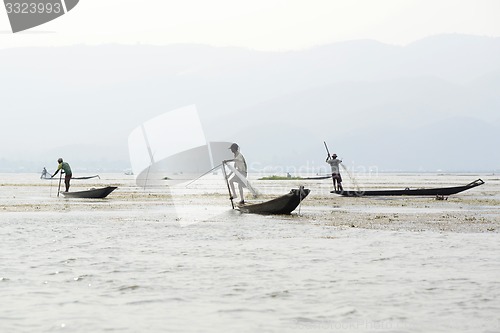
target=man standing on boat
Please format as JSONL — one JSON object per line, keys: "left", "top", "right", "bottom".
{"left": 51, "top": 158, "right": 72, "bottom": 192}
{"left": 326, "top": 153, "right": 343, "bottom": 193}
{"left": 224, "top": 143, "right": 248, "bottom": 204}
{"left": 40, "top": 167, "right": 48, "bottom": 179}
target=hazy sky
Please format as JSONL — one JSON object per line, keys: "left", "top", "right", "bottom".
{"left": 1, "top": 0, "right": 500, "bottom": 172}
{"left": 1, "top": 0, "right": 500, "bottom": 50}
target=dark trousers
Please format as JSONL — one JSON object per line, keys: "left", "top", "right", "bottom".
{"left": 64, "top": 174, "right": 72, "bottom": 192}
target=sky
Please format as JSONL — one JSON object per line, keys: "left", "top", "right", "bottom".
{"left": 1, "top": 0, "right": 500, "bottom": 50}
{"left": 1, "top": 0, "right": 500, "bottom": 172}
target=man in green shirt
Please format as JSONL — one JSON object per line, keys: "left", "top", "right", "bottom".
{"left": 52, "top": 158, "right": 72, "bottom": 192}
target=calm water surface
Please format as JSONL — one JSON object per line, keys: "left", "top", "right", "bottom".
{"left": 1, "top": 174, "right": 499, "bottom": 332}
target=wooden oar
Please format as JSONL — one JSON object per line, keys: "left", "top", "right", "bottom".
{"left": 57, "top": 171, "right": 63, "bottom": 197}
{"left": 221, "top": 162, "right": 234, "bottom": 209}
{"left": 324, "top": 141, "right": 331, "bottom": 158}
{"left": 185, "top": 163, "right": 222, "bottom": 187}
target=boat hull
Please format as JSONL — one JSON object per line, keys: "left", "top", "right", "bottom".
{"left": 237, "top": 187, "right": 310, "bottom": 214}
{"left": 62, "top": 186, "right": 117, "bottom": 199}
{"left": 335, "top": 179, "right": 484, "bottom": 197}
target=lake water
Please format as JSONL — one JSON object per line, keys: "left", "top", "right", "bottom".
{"left": 1, "top": 173, "right": 499, "bottom": 332}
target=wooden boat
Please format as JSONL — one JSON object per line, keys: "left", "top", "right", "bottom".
{"left": 303, "top": 175, "right": 331, "bottom": 180}
{"left": 43, "top": 175, "right": 100, "bottom": 180}
{"left": 334, "top": 179, "right": 484, "bottom": 197}
{"left": 62, "top": 186, "right": 117, "bottom": 199}
{"left": 237, "top": 186, "right": 310, "bottom": 214}
{"left": 258, "top": 175, "right": 331, "bottom": 180}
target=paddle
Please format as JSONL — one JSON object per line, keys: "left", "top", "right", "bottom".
{"left": 324, "top": 141, "right": 339, "bottom": 192}
{"left": 324, "top": 141, "right": 331, "bottom": 159}
{"left": 57, "top": 171, "right": 63, "bottom": 197}
{"left": 221, "top": 162, "right": 234, "bottom": 209}
{"left": 185, "top": 163, "right": 222, "bottom": 188}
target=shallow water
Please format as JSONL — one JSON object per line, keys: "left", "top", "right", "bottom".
{"left": 1, "top": 173, "right": 500, "bottom": 332}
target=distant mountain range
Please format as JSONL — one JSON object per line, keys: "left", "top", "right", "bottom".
{"left": 0, "top": 34, "right": 499, "bottom": 172}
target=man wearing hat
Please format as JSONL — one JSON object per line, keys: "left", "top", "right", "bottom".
{"left": 224, "top": 143, "right": 248, "bottom": 204}
{"left": 326, "top": 153, "right": 343, "bottom": 193}
{"left": 51, "top": 158, "right": 72, "bottom": 192}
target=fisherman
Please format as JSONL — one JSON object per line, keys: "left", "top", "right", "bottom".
{"left": 326, "top": 153, "right": 343, "bottom": 192}
{"left": 223, "top": 143, "right": 248, "bottom": 204}
{"left": 51, "top": 158, "right": 72, "bottom": 192}
{"left": 40, "top": 167, "right": 48, "bottom": 179}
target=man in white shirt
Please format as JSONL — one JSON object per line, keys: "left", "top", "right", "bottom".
{"left": 326, "top": 153, "right": 343, "bottom": 192}
{"left": 224, "top": 143, "right": 248, "bottom": 204}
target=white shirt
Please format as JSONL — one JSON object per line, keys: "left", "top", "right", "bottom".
{"left": 327, "top": 158, "right": 342, "bottom": 173}
{"left": 234, "top": 152, "right": 247, "bottom": 174}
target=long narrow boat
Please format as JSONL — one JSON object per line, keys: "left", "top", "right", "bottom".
{"left": 42, "top": 175, "right": 100, "bottom": 180}
{"left": 237, "top": 186, "right": 310, "bottom": 214}
{"left": 334, "top": 179, "right": 484, "bottom": 197}
{"left": 304, "top": 175, "right": 331, "bottom": 180}
{"left": 62, "top": 186, "right": 117, "bottom": 199}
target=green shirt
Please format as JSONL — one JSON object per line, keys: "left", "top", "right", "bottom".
{"left": 58, "top": 162, "right": 72, "bottom": 175}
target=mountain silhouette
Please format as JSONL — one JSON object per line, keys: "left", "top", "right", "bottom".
{"left": 1, "top": 34, "right": 499, "bottom": 172}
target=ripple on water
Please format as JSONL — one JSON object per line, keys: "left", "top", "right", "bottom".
{"left": 1, "top": 173, "right": 500, "bottom": 332}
